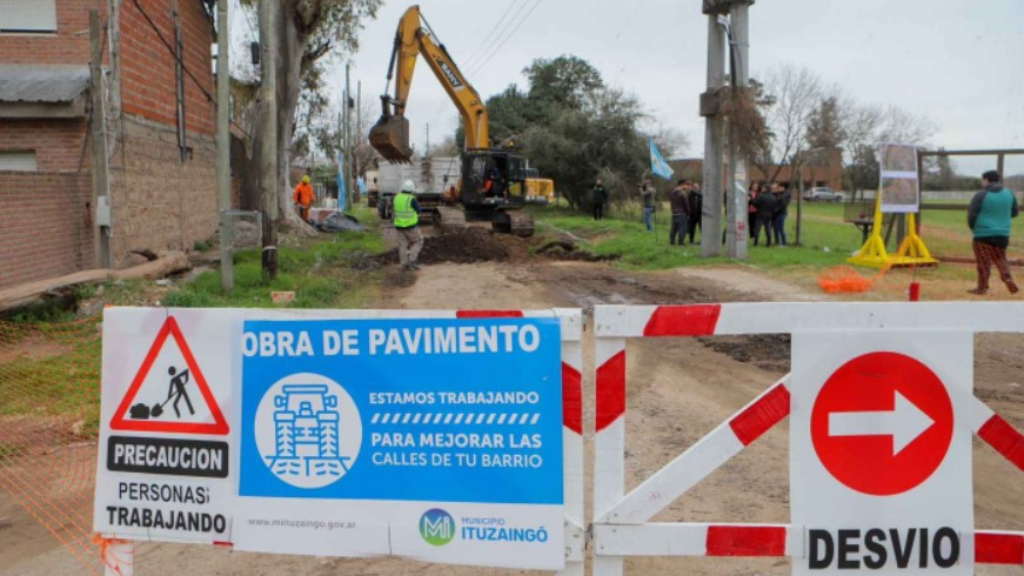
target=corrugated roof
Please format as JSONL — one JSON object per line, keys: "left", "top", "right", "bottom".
{"left": 0, "top": 64, "right": 90, "bottom": 103}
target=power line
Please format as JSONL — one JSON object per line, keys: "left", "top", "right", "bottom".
{"left": 467, "top": 0, "right": 544, "bottom": 77}
{"left": 461, "top": 0, "right": 528, "bottom": 71}
{"left": 130, "top": 0, "right": 250, "bottom": 136}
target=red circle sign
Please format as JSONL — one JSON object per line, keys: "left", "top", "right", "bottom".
{"left": 811, "top": 352, "right": 954, "bottom": 496}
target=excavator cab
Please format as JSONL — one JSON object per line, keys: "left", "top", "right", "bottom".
{"left": 460, "top": 150, "right": 526, "bottom": 206}
{"left": 461, "top": 150, "right": 533, "bottom": 235}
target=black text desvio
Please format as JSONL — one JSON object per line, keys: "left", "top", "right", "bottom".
{"left": 809, "top": 528, "right": 960, "bottom": 570}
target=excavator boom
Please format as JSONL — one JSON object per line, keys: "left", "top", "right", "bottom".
{"left": 369, "top": 5, "right": 488, "bottom": 162}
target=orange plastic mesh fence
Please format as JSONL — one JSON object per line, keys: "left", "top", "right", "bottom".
{"left": 817, "top": 266, "right": 888, "bottom": 294}
{"left": 0, "top": 317, "right": 103, "bottom": 574}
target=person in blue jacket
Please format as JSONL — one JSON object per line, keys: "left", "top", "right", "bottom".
{"left": 967, "top": 170, "right": 1019, "bottom": 295}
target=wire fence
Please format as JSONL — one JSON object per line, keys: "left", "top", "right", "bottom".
{"left": 0, "top": 317, "right": 104, "bottom": 574}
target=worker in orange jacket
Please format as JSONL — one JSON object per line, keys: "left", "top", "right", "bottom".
{"left": 293, "top": 175, "right": 314, "bottom": 221}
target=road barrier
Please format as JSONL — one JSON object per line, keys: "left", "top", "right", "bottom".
{"left": 593, "top": 303, "right": 1024, "bottom": 575}
{"left": 3, "top": 303, "right": 1024, "bottom": 574}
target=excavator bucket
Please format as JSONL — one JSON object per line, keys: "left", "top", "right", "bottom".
{"left": 369, "top": 115, "right": 413, "bottom": 163}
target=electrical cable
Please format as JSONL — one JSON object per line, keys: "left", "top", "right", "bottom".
{"left": 130, "top": 0, "right": 250, "bottom": 137}
{"left": 460, "top": 0, "right": 527, "bottom": 71}
{"left": 419, "top": 1, "right": 526, "bottom": 145}
{"left": 467, "top": 0, "right": 544, "bottom": 77}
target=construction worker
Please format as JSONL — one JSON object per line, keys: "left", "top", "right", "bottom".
{"left": 394, "top": 179, "right": 424, "bottom": 271}
{"left": 293, "top": 175, "right": 314, "bottom": 221}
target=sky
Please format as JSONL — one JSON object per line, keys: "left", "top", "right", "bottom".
{"left": 237, "top": 0, "right": 1024, "bottom": 177}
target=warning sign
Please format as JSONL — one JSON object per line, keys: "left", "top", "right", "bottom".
{"left": 95, "top": 309, "right": 238, "bottom": 544}
{"left": 791, "top": 331, "right": 973, "bottom": 575}
{"left": 110, "top": 316, "right": 229, "bottom": 435}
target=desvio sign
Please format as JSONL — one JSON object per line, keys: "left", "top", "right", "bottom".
{"left": 233, "top": 317, "right": 566, "bottom": 570}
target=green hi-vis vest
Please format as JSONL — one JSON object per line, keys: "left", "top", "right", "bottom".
{"left": 393, "top": 192, "right": 418, "bottom": 228}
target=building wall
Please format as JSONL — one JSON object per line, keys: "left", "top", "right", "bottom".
{"left": 0, "top": 0, "right": 106, "bottom": 64}
{"left": 108, "top": 116, "right": 217, "bottom": 268}
{"left": 0, "top": 172, "right": 93, "bottom": 288}
{"left": 0, "top": 119, "right": 88, "bottom": 172}
{"left": 120, "top": 0, "right": 215, "bottom": 137}
{"left": 0, "top": 1, "right": 222, "bottom": 287}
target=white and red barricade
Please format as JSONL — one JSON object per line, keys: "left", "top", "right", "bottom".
{"left": 593, "top": 303, "right": 1024, "bottom": 575}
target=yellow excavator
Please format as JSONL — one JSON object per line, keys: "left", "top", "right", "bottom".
{"left": 369, "top": 5, "right": 535, "bottom": 236}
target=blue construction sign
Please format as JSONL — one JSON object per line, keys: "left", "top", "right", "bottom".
{"left": 238, "top": 317, "right": 564, "bottom": 504}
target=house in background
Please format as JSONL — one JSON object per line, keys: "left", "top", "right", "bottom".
{"left": 0, "top": 0, "right": 224, "bottom": 288}
{"left": 668, "top": 149, "right": 844, "bottom": 192}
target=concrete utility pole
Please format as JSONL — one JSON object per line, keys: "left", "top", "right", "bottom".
{"left": 216, "top": 0, "right": 233, "bottom": 291}
{"left": 724, "top": 1, "right": 752, "bottom": 259}
{"left": 700, "top": 13, "right": 727, "bottom": 258}
{"left": 89, "top": 10, "right": 112, "bottom": 269}
{"left": 258, "top": 0, "right": 278, "bottom": 279}
{"left": 700, "top": 0, "right": 753, "bottom": 259}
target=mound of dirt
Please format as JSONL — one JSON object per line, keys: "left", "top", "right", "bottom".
{"left": 534, "top": 239, "right": 619, "bottom": 262}
{"left": 379, "top": 228, "right": 510, "bottom": 265}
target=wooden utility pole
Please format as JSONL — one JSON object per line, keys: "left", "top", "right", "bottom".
{"left": 89, "top": 10, "right": 112, "bottom": 269}
{"left": 216, "top": 0, "right": 233, "bottom": 290}
{"left": 344, "top": 63, "right": 352, "bottom": 210}
{"left": 258, "top": 0, "right": 278, "bottom": 279}
{"left": 356, "top": 80, "right": 362, "bottom": 202}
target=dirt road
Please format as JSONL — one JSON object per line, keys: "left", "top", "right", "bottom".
{"left": 2, "top": 248, "right": 1022, "bottom": 575}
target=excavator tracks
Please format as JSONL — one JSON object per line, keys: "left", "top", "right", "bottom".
{"left": 490, "top": 210, "right": 534, "bottom": 237}
{"left": 433, "top": 206, "right": 467, "bottom": 233}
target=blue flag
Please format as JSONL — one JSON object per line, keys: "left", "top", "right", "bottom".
{"left": 649, "top": 138, "right": 674, "bottom": 180}
{"left": 336, "top": 153, "right": 347, "bottom": 211}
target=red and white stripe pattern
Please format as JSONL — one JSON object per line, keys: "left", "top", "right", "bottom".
{"left": 593, "top": 304, "right": 1024, "bottom": 573}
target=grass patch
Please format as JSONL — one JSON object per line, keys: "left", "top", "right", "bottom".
{"left": 165, "top": 226, "right": 386, "bottom": 309}
{"left": 532, "top": 200, "right": 1024, "bottom": 272}
{"left": 531, "top": 205, "right": 857, "bottom": 271}
{"left": 0, "top": 321, "right": 101, "bottom": 420}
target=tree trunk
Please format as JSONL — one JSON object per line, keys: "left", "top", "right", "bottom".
{"left": 795, "top": 165, "right": 804, "bottom": 246}
{"left": 274, "top": 0, "right": 315, "bottom": 232}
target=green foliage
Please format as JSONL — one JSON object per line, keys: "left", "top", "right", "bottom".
{"left": 481, "top": 55, "right": 653, "bottom": 212}
{"left": 524, "top": 55, "right": 605, "bottom": 111}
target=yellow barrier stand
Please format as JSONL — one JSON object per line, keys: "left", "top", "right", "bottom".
{"left": 849, "top": 194, "right": 938, "bottom": 269}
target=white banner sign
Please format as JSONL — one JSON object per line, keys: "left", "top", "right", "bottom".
{"left": 94, "top": 308, "right": 567, "bottom": 570}
{"left": 791, "top": 330, "right": 973, "bottom": 574}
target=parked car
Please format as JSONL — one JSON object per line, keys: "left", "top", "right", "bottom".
{"left": 804, "top": 187, "right": 846, "bottom": 202}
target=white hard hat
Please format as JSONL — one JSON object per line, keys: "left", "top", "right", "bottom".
{"left": 402, "top": 180, "right": 416, "bottom": 193}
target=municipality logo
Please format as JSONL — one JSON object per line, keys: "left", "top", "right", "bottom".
{"left": 253, "top": 373, "right": 362, "bottom": 489}
{"left": 419, "top": 509, "right": 456, "bottom": 546}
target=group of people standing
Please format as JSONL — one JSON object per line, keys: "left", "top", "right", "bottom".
{"left": 748, "top": 182, "right": 792, "bottom": 247}
{"left": 667, "top": 180, "right": 703, "bottom": 246}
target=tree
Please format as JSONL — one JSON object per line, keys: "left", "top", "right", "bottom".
{"left": 935, "top": 148, "right": 956, "bottom": 190}
{"left": 763, "top": 65, "right": 823, "bottom": 185}
{"left": 484, "top": 84, "right": 532, "bottom": 145}
{"left": 246, "top": 0, "right": 381, "bottom": 228}
{"left": 745, "top": 76, "right": 777, "bottom": 182}
{"left": 837, "top": 103, "right": 884, "bottom": 198}
{"left": 524, "top": 55, "right": 604, "bottom": 112}
{"left": 804, "top": 95, "right": 845, "bottom": 192}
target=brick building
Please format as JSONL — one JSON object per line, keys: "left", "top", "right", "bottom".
{"left": 0, "top": 0, "right": 221, "bottom": 288}
{"left": 669, "top": 149, "right": 844, "bottom": 192}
